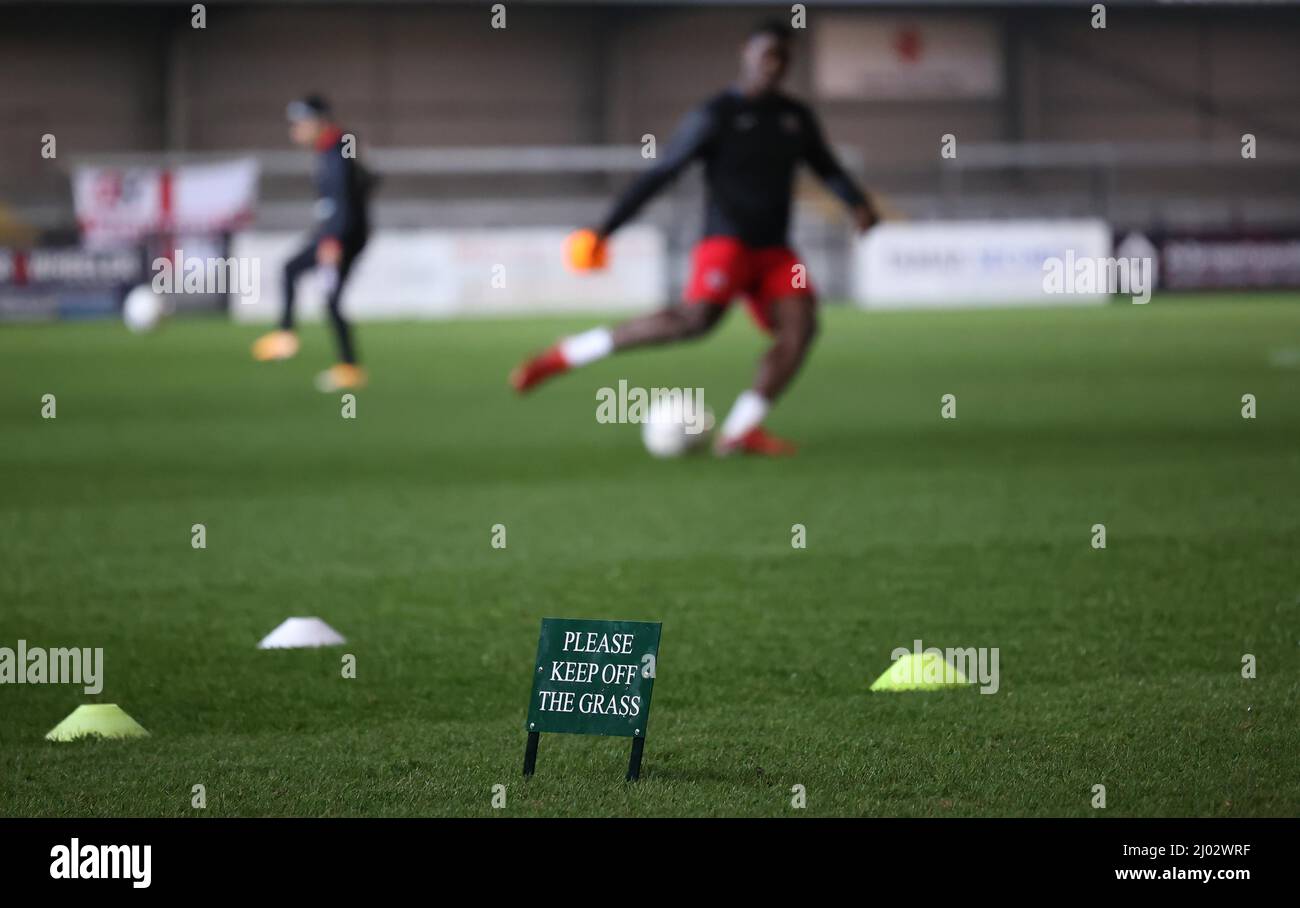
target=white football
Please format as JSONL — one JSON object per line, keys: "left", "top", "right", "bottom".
{"left": 641, "top": 395, "right": 715, "bottom": 458}
{"left": 123, "top": 284, "right": 166, "bottom": 333}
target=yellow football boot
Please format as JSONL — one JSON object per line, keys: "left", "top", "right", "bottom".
{"left": 251, "top": 330, "right": 300, "bottom": 362}
{"left": 314, "top": 363, "right": 368, "bottom": 392}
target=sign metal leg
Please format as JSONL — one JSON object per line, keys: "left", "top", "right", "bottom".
{"left": 523, "top": 731, "right": 539, "bottom": 777}
{"left": 626, "top": 736, "right": 645, "bottom": 782}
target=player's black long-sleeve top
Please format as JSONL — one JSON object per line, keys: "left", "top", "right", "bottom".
{"left": 598, "top": 89, "right": 867, "bottom": 247}
{"left": 312, "top": 129, "right": 370, "bottom": 246}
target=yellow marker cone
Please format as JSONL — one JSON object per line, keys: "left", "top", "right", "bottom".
{"left": 870, "top": 652, "right": 971, "bottom": 692}
{"left": 45, "top": 704, "right": 149, "bottom": 741}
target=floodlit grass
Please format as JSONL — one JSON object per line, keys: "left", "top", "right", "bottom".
{"left": 1, "top": 295, "right": 1297, "bottom": 816}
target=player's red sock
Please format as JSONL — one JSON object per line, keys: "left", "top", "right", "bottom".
{"left": 510, "top": 346, "right": 569, "bottom": 393}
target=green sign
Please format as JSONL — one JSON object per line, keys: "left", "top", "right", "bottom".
{"left": 526, "top": 618, "right": 661, "bottom": 739}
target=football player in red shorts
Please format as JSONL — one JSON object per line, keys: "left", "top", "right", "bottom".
{"left": 511, "top": 21, "right": 877, "bottom": 455}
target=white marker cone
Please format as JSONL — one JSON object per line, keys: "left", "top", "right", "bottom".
{"left": 257, "top": 617, "right": 346, "bottom": 649}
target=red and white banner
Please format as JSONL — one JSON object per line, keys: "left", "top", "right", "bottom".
{"left": 73, "top": 159, "right": 258, "bottom": 248}
{"left": 814, "top": 14, "right": 1002, "bottom": 100}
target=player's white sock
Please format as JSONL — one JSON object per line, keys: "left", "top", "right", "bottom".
{"left": 720, "top": 390, "right": 769, "bottom": 439}
{"left": 559, "top": 327, "right": 614, "bottom": 367}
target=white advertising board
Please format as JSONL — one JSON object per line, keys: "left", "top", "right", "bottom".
{"left": 230, "top": 226, "right": 666, "bottom": 322}
{"left": 853, "top": 220, "right": 1114, "bottom": 309}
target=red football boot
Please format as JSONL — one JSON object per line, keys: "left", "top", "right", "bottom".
{"left": 714, "top": 426, "right": 798, "bottom": 457}
{"left": 510, "top": 346, "right": 569, "bottom": 393}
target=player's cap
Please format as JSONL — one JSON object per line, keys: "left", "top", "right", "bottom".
{"left": 286, "top": 95, "right": 331, "bottom": 122}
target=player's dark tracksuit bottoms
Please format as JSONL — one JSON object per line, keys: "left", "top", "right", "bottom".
{"left": 282, "top": 127, "right": 370, "bottom": 365}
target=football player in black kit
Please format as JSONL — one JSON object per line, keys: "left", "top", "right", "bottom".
{"left": 511, "top": 22, "right": 877, "bottom": 455}
{"left": 253, "top": 95, "right": 371, "bottom": 392}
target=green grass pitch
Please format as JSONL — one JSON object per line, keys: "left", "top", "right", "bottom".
{"left": 1, "top": 295, "right": 1297, "bottom": 817}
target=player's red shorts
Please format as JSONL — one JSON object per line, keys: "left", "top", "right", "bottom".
{"left": 684, "top": 236, "right": 816, "bottom": 333}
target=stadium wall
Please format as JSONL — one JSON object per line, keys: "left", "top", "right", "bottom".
{"left": 4, "top": 3, "right": 1299, "bottom": 209}
{"left": 3, "top": 2, "right": 1298, "bottom": 305}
